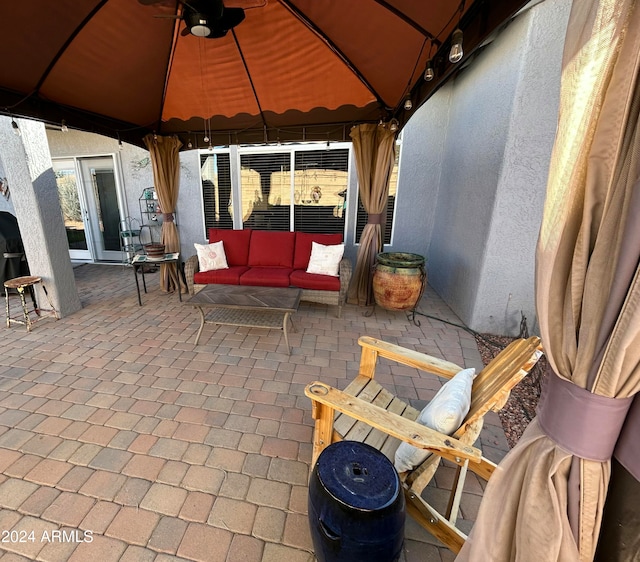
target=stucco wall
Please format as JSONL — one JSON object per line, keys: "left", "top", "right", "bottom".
{"left": 0, "top": 117, "right": 81, "bottom": 316}
{"left": 0, "top": 151, "right": 16, "bottom": 214}
{"left": 399, "top": 0, "right": 570, "bottom": 335}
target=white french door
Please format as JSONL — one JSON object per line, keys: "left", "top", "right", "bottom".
{"left": 53, "top": 156, "right": 125, "bottom": 262}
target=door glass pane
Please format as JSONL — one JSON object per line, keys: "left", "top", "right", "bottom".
{"left": 92, "top": 168, "right": 120, "bottom": 252}
{"left": 54, "top": 166, "right": 87, "bottom": 250}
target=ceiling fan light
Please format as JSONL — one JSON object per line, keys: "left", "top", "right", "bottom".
{"left": 191, "top": 21, "right": 211, "bottom": 37}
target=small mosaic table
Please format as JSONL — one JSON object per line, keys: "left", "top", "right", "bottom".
{"left": 4, "top": 275, "right": 58, "bottom": 332}
{"left": 131, "top": 252, "right": 182, "bottom": 306}
{"left": 187, "top": 285, "right": 301, "bottom": 354}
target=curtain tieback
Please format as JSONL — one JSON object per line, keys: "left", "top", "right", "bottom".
{"left": 367, "top": 213, "right": 383, "bottom": 224}
{"left": 614, "top": 395, "right": 640, "bottom": 480}
{"left": 163, "top": 213, "right": 175, "bottom": 223}
{"left": 538, "top": 369, "right": 633, "bottom": 462}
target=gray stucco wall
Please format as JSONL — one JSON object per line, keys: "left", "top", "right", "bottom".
{"left": 397, "top": 0, "right": 570, "bottom": 335}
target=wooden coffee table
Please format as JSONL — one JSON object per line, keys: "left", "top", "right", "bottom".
{"left": 188, "top": 285, "right": 302, "bottom": 354}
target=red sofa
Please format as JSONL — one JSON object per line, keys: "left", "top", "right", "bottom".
{"left": 184, "top": 229, "right": 352, "bottom": 317}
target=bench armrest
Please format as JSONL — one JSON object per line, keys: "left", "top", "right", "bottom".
{"left": 305, "top": 381, "right": 481, "bottom": 467}
{"left": 358, "top": 336, "right": 463, "bottom": 379}
{"left": 184, "top": 255, "right": 199, "bottom": 295}
{"left": 338, "top": 257, "right": 352, "bottom": 304}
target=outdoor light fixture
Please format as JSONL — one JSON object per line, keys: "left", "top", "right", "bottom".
{"left": 404, "top": 97, "right": 413, "bottom": 111}
{"left": 61, "top": 119, "right": 69, "bottom": 133}
{"left": 189, "top": 14, "right": 212, "bottom": 37}
{"left": 424, "top": 60, "right": 434, "bottom": 81}
{"left": 11, "top": 119, "right": 20, "bottom": 136}
{"left": 449, "top": 29, "right": 464, "bottom": 63}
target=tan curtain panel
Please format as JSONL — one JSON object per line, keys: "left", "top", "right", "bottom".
{"left": 457, "top": 1, "right": 640, "bottom": 561}
{"left": 143, "top": 134, "right": 184, "bottom": 293}
{"left": 347, "top": 123, "right": 396, "bottom": 306}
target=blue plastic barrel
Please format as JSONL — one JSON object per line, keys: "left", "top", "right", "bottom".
{"left": 308, "top": 441, "right": 405, "bottom": 562}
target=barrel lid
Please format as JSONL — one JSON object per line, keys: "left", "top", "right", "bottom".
{"left": 315, "top": 441, "right": 400, "bottom": 511}
{"left": 376, "top": 252, "right": 425, "bottom": 267}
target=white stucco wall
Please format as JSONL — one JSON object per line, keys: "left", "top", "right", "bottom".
{"left": 0, "top": 152, "right": 16, "bottom": 214}
{"left": 0, "top": 117, "right": 81, "bottom": 316}
{"left": 398, "top": 0, "right": 570, "bottom": 335}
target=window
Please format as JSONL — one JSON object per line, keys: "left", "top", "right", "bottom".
{"left": 293, "top": 149, "right": 348, "bottom": 234}
{"left": 355, "top": 138, "right": 401, "bottom": 244}
{"left": 240, "top": 152, "right": 291, "bottom": 231}
{"left": 199, "top": 143, "right": 350, "bottom": 235}
{"left": 201, "top": 152, "right": 232, "bottom": 232}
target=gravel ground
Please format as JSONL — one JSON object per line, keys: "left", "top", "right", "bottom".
{"left": 475, "top": 333, "right": 547, "bottom": 448}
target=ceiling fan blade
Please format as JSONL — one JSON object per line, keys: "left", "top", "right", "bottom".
{"left": 205, "top": 7, "right": 245, "bottom": 37}
{"left": 219, "top": 7, "right": 245, "bottom": 28}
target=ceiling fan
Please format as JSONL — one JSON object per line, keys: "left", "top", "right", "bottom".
{"left": 140, "top": 0, "right": 246, "bottom": 39}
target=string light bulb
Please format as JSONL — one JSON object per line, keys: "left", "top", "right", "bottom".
{"left": 424, "top": 60, "right": 434, "bottom": 81}
{"left": 61, "top": 119, "right": 69, "bottom": 133}
{"left": 11, "top": 119, "right": 21, "bottom": 136}
{"left": 449, "top": 29, "right": 464, "bottom": 63}
{"left": 187, "top": 139, "right": 193, "bottom": 149}
{"left": 389, "top": 119, "right": 399, "bottom": 132}
{"left": 404, "top": 97, "right": 413, "bottom": 111}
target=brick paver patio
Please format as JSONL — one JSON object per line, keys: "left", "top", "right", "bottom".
{"left": 0, "top": 264, "right": 511, "bottom": 561}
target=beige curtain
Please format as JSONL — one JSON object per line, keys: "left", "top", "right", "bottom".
{"left": 347, "top": 123, "right": 396, "bottom": 306}
{"left": 143, "top": 134, "right": 184, "bottom": 293}
{"left": 457, "top": 1, "right": 640, "bottom": 561}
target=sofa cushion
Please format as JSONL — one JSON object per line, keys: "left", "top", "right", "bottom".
{"left": 290, "top": 270, "right": 340, "bottom": 292}
{"left": 194, "top": 265, "right": 249, "bottom": 285}
{"left": 248, "top": 231, "right": 295, "bottom": 268}
{"left": 208, "top": 228, "right": 252, "bottom": 266}
{"left": 240, "top": 267, "right": 293, "bottom": 288}
{"left": 293, "top": 232, "right": 343, "bottom": 270}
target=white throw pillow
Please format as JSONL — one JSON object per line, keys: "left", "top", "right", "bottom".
{"left": 306, "top": 242, "right": 345, "bottom": 276}
{"left": 394, "top": 367, "right": 476, "bottom": 473}
{"left": 194, "top": 241, "right": 229, "bottom": 272}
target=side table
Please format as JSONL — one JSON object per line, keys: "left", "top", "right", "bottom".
{"left": 4, "top": 275, "right": 59, "bottom": 332}
{"left": 131, "top": 252, "right": 182, "bottom": 306}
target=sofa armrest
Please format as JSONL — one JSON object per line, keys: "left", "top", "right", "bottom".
{"left": 184, "top": 255, "right": 200, "bottom": 295}
{"left": 339, "top": 257, "right": 352, "bottom": 305}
